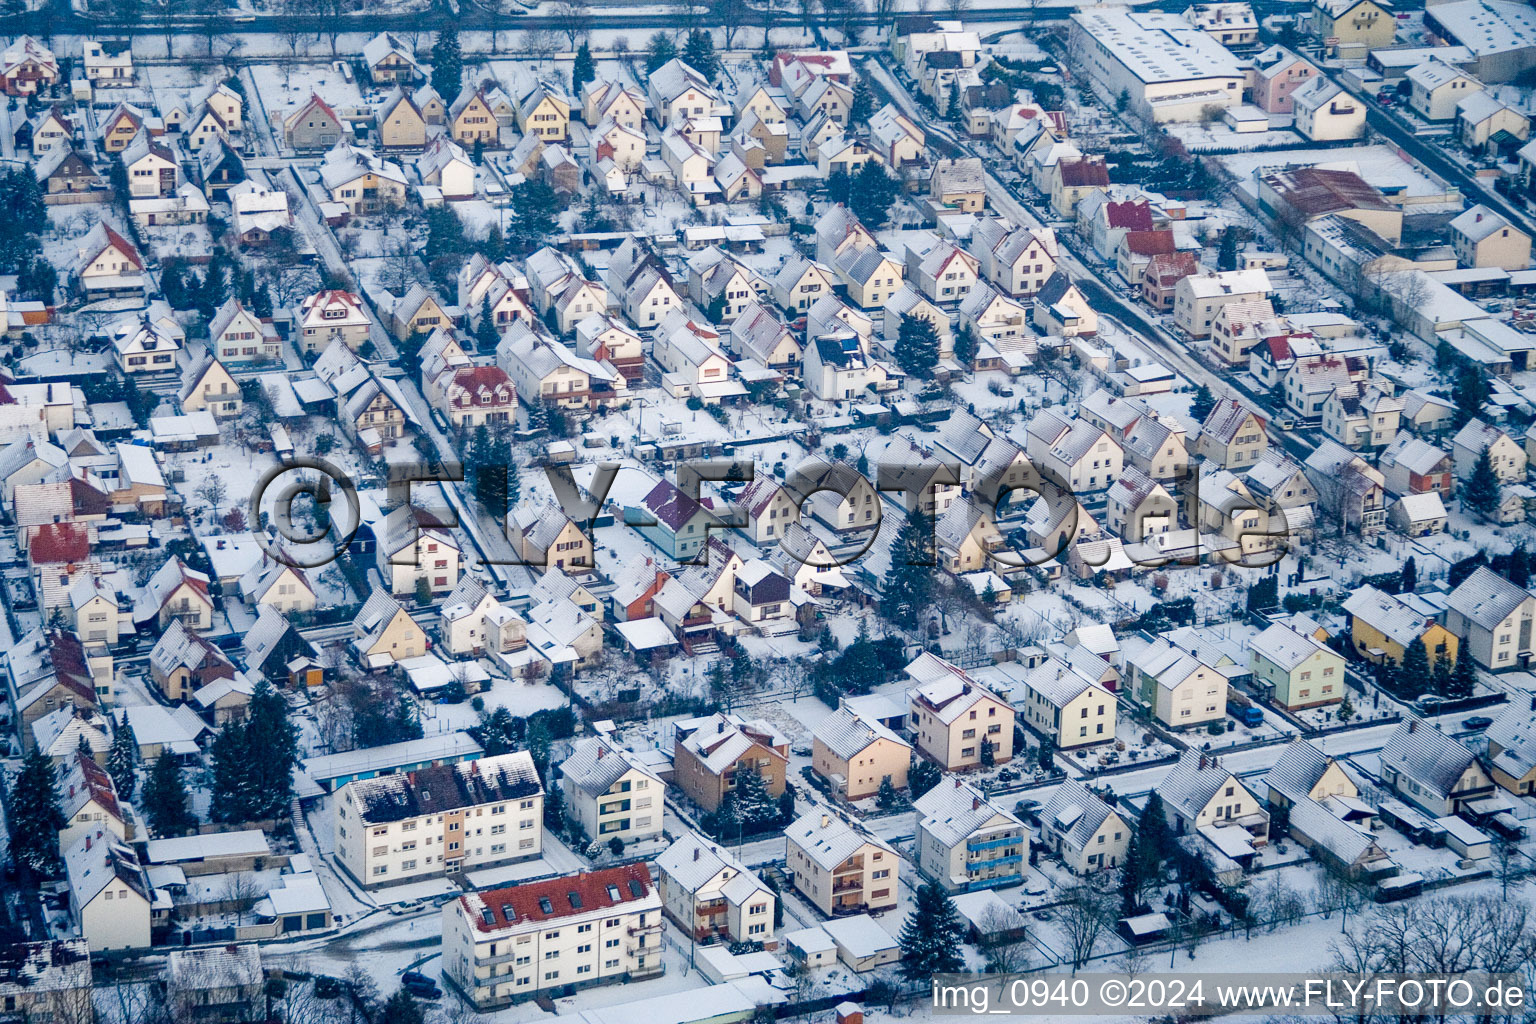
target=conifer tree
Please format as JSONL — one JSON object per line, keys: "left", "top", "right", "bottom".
{"left": 106, "top": 715, "right": 138, "bottom": 801}
{"left": 1397, "top": 638, "right": 1432, "bottom": 697}
{"left": 682, "top": 29, "right": 720, "bottom": 80}
{"left": 899, "top": 881, "right": 966, "bottom": 979}
{"left": 1464, "top": 449, "right": 1502, "bottom": 521}
{"left": 211, "top": 679, "right": 297, "bottom": 823}
{"left": 1400, "top": 556, "right": 1417, "bottom": 594}
{"left": 1189, "top": 384, "right": 1216, "bottom": 423}
{"left": 144, "top": 754, "right": 197, "bottom": 837}
{"left": 1450, "top": 651, "right": 1478, "bottom": 698}
{"left": 882, "top": 512, "right": 935, "bottom": 628}
{"left": 896, "top": 312, "right": 940, "bottom": 379}
{"left": 7, "top": 748, "right": 65, "bottom": 875}
{"left": 430, "top": 24, "right": 463, "bottom": 102}
{"left": 571, "top": 42, "right": 596, "bottom": 94}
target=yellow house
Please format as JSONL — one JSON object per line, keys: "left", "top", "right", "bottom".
{"left": 834, "top": 246, "right": 905, "bottom": 310}
{"left": 1038, "top": 780, "right": 1131, "bottom": 873}
{"left": 517, "top": 85, "right": 570, "bottom": 142}
{"left": 381, "top": 504, "right": 461, "bottom": 596}
{"left": 1341, "top": 584, "right": 1459, "bottom": 668}
{"left": 351, "top": 590, "right": 428, "bottom": 666}
{"left": 177, "top": 355, "right": 241, "bottom": 418}
{"left": 1157, "top": 751, "right": 1270, "bottom": 853}
{"left": 1486, "top": 702, "right": 1536, "bottom": 795}
{"left": 376, "top": 89, "right": 428, "bottom": 149}
{"left": 785, "top": 809, "right": 898, "bottom": 916}
{"left": 1014, "top": 658, "right": 1117, "bottom": 748}
{"left": 514, "top": 506, "right": 592, "bottom": 570}
{"left": 907, "top": 654, "right": 1015, "bottom": 771}
{"left": 239, "top": 558, "right": 317, "bottom": 616}
{"left": 1249, "top": 621, "right": 1345, "bottom": 709}
{"left": 812, "top": 706, "right": 912, "bottom": 801}
{"left": 1196, "top": 399, "right": 1270, "bottom": 469}
{"left": 449, "top": 87, "right": 499, "bottom": 146}
{"left": 1263, "top": 739, "right": 1359, "bottom": 812}
{"left": 1313, "top": 0, "right": 1395, "bottom": 54}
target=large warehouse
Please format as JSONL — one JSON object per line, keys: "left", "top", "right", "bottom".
{"left": 1069, "top": 7, "right": 1245, "bottom": 122}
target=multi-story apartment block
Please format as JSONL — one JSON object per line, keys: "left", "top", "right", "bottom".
{"left": 656, "top": 832, "right": 776, "bottom": 943}
{"left": 785, "top": 808, "right": 898, "bottom": 917}
{"left": 442, "top": 864, "right": 663, "bottom": 1010}
{"left": 559, "top": 737, "right": 664, "bottom": 846}
{"left": 913, "top": 779, "right": 1029, "bottom": 892}
{"left": 334, "top": 751, "right": 543, "bottom": 887}
{"left": 907, "top": 654, "right": 1015, "bottom": 770}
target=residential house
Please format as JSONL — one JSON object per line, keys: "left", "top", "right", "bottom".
{"left": 1156, "top": 750, "right": 1270, "bottom": 858}
{"left": 1037, "top": 779, "right": 1131, "bottom": 873}
{"left": 559, "top": 736, "right": 664, "bottom": 845}
{"left": 1485, "top": 700, "right": 1536, "bottom": 795}
{"left": 283, "top": 93, "right": 346, "bottom": 151}
{"left": 351, "top": 590, "right": 429, "bottom": 667}
{"left": 1249, "top": 620, "right": 1345, "bottom": 709}
{"left": 63, "top": 828, "right": 151, "bottom": 951}
{"left": 1405, "top": 60, "right": 1483, "bottom": 121}
{"left": 1444, "top": 565, "right": 1536, "bottom": 671}
{"left": 1449, "top": 205, "right": 1531, "bottom": 271}
{"left": 913, "top": 779, "right": 1028, "bottom": 892}
{"left": 1291, "top": 77, "right": 1366, "bottom": 141}
{"left": 908, "top": 655, "right": 1015, "bottom": 770}
{"left": 812, "top": 706, "right": 912, "bottom": 802}
{"left": 785, "top": 808, "right": 898, "bottom": 916}
{"left": 1013, "top": 657, "right": 1117, "bottom": 748}
{"left": 656, "top": 833, "right": 776, "bottom": 943}
{"left": 1130, "top": 637, "right": 1228, "bottom": 728}
{"left": 1378, "top": 719, "right": 1492, "bottom": 816}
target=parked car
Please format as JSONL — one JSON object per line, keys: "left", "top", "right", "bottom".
{"left": 387, "top": 899, "right": 422, "bottom": 916}
{"left": 401, "top": 972, "right": 441, "bottom": 999}
{"left": 1464, "top": 715, "right": 1494, "bottom": 731}
{"left": 1014, "top": 798, "right": 1042, "bottom": 815}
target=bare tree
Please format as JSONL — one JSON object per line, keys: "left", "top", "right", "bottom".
{"left": 1059, "top": 881, "right": 1114, "bottom": 970}
{"left": 979, "top": 906, "right": 1032, "bottom": 974}
{"left": 552, "top": 1, "right": 591, "bottom": 49}
{"left": 196, "top": 475, "right": 228, "bottom": 518}
{"left": 485, "top": 0, "right": 510, "bottom": 54}
{"left": 944, "top": 0, "right": 969, "bottom": 17}
{"left": 221, "top": 872, "right": 262, "bottom": 923}
{"left": 712, "top": 0, "right": 753, "bottom": 48}
{"left": 1492, "top": 835, "right": 1529, "bottom": 897}
{"left": 524, "top": 28, "right": 562, "bottom": 70}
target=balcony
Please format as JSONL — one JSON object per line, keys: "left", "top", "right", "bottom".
{"left": 968, "top": 853, "right": 1024, "bottom": 872}
{"left": 695, "top": 901, "right": 728, "bottom": 918}
{"left": 967, "top": 834, "right": 1020, "bottom": 853}
{"left": 833, "top": 858, "right": 864, "bottom": 875}
{"left": 627, "top": 921, "right": 662, "bottom": 937}
{"left": 832, "top": 878, "right": 863, "bottom": 895}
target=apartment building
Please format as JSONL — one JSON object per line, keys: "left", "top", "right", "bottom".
{"left": 558, "top": 737, "right": 664, "bottom": 846}
{"left": 442, "top": 864, "right": 663, "bottom": 1010}
{"left": 913, "top": 779, "right": 1029, "bottom": 892}
{"left": 673, "top": 712, "right": 789, "bottom": 813}
{"left": 334, "top": 751, "right": 544, "bottom": 887}
{"left": 906, "top": 654, "right": 1015, "bottom": 770}
{"left": 785, "top": 808, "right": 899, "bottom": 917}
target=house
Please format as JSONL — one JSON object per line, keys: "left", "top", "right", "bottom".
{"left": 498, "top": 326, "right": 626, "bottom": 413}
{"left": 57, "top": 749, "right": 127, "bottom": 853}
{"left": 25, "top": 106, "right": 73, "bottom": 158}
{"left": 120, "top": 131, "right": 181, "bottom": 200}
{"left": 175, "top": 357, "right": 242, "bottom": 423}
{"left": 437, "top": 366, "right": 516, "bottom": 430}
{"left": 1485, "top": 700, "right": 1536, "bottom": 795}
{"left": 1049, "top": 157, "right": 1110, "bottom": 218}
{"left": 1449, "top": 205, "right": 1531, "bottom": 271}
{"left": 1249, "top": 620, "right": 1345, "bottom": 709}
{"left": 362, "top": 31, "right": 423, "bottom": 83}
{"left": 1377, "top": 719, "right": 1492, "bottom": 816}
{"left": 914, "top": 779, "right": 1028, "bottom": 892}
{"left": 908, "top": 655, "right": 1015, "bottom": 770}
{"left": 575, "top": 315, "right": 644, "bottom": 380}
{"left": 1321, "top": 380, "right": 1404, "bottom": 451}
{"left": 1445, "top": 565, "right": 1536, "bottom": 671}
{"left": 377, "top": 88, "right": 429, "bottom": 149}
{"left": 1304, "top": 440, "right": 1388, "bottom": 535}
{"left": 1380, "top": 435, "right": 1454, "bottom": 497}
{"left": 1173, "top": 269, "right": 1271, "bottom": 340}
{"left": 136, "top": 557, "right": 212, "bottom": 633}
{"left": 785, "top": 808, "right": 898, "bottom": 916}
{"left": 296, "top": 290, "right": 371, "bottom": 353}
{"left": 195, "top": 135, "right": 245, "bottom": 195}
{"left": 449, "top": 85, "right": 500, "bottom": 146}
{"left": 518, "top": 83, "right": 570, "bottom": 141}
{"left": 1457, "top": 90, "right": 1529, "bottom": 155}
{"left": 812, "top": 706, "right": 912, "bottom": 802}
{"left": 929, "top": 158, "right": 986, "bottom": 213}
{"left": 82, "top": 39, "right": 132, "bottom": 87}
{"left": 0, "top": 940, "right": 93, "bottom": 1024}
{"left": 1291, "top": 77, "right": 1366, "bottom": 141}
{"left": 583, "top": 80, "right": 646, "bottom": 128}
{"left": 208, "top": 298, "right": 279, "bottom": 365}
{"left": 73, "top": 223, "right": 144, "bottom": 303}
{"left": 333, "top": 750, "right": 543, "bottom": 886}
{"left": 1156, "top": 750, "right": 1270, "bottom": 858}
{"left": 1452, "top": 418, "right": 1526, "bottom": 482}
{"left": 835, "top": 247, "right": 905, "bottom": 311}
{"left": 166, "top": 946, "right": 264, "bottom": 1024}
{"left": 351, "top": 590, "right": 429, "bottom": 667}
{"left": 149, "top": 619, "right": 234, "bottom": 702}
{"left": 380, "top": 504, "right": 460, "bottom": 597}
{"left": 63, "top": 828, "right": 152, "bottom": 951}
{"left": 634, "top": 479, "right": 719, "bottom": 561}
{"left": 1012, "top": 655, "right": 1118, "bottom": 748}
{"left": 1032, "top": 272, "right": 1097, "bottom": 337}
{"left": 905, "top": 241, "right": 979, "bottom": 306}
{"left": 868, "top": 103, "right": 927, "bottom": 167}
{"left": 673, "top": 712, "right": 788, "bottom": 813}
{"left": 6, "top": 630, "right": 99, "bottom": 751}
{"left": 239, "top": 554, "right": 316, "bottom": 616}
{"left": 0, "top": 37, "right": 58, "bottom": 96}
{"left": 1265, "top": 745, "right": 1391, "bottom": 878}
{"left": 1250, "top": 45, "right": 1316, "bottom": 112}
{"left": 1129, "top": 637, "right": 1229, "bottom": 728}
{"left": 590, "top": 117, "right": 646, "bottom": 172}
{"left": 320, "top": 142, "right": 407, "bottom": 216}
{"left": 1405, "top": 60, "right": 1483, "bottom": 121}
{"left": 1025, "top": 410, "right": 1122, "bottom": 494}
{"left": 1312, "top": 0, "right": 1396, "bottom": 55}
{"left": 648, "top": 58, "right": 719, "bottom": 127}
{"left": 283, "top": 93, "right": 346, "bottom": 151}
{"left": 560, "top": 736, "right": 664, "bottom": 846}
{"left": 772, "top": 256, "right": 838, "bottom": 314}
{"left": 1388, "top": 491, "right": 1448, "bottom": 536}
{"left": 656, "top": 833, "right": 775, "bottom": 944}
{"left": 183, "top": 84, "right": 244, "bottom": 150}
{"left": 1106, "top": 466, "right": 1177, "bottom": 543}
{"left": 442, "top": 865, "right": 661, "bottom": 1010}
{"left": 1038, "top": 779, "right": 1132, "bottom": 873}
{"left": 974, "top": 219, "right": 1058, "bottom": 298}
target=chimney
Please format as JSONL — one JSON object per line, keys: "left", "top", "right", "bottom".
{"left": 717, "top": 722, "right": 724, "bottom": 733}
{"left": 820, "top": 814, "right": 831, "bottom": 829}
{"left": 1409, "top": 719, "right": 1418, "bottom": 733}
{"left": 1199, "top": 755, "right": 1208, "bottom": 770}
{"left": 85, "top": 835, "right": 91, "bottom": 851}
{"left": 972, "top": 797, "right": 981, "bottom": 811}
{"left": 693, "top": 847, "right": 700, "bottom": 861}
{"left": 597, "top": 746, "right": 605, "bottom": 759}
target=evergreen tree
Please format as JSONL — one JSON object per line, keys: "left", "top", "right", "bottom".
{"left": 430, "top": 24, "right": 463, "bottom": 102}
{"left": 380, "top": 990, "right": 425, "bottom": 1024}
{"left": 76, "top": 732, "right": 93, "bottom": 758}
{"left": 1397, "top": 638, "right": 1432, "bottom": 697}
{"left": 1246, "top": 574, "right": 1278, "bottom": 613}
{"left": 144, "top": 754, "right": 196, "bottom": 836}
{"left": 646, "top": 31, "right": 678, "bottom": 75}
{"left": 1336, "top": 693, "right": 1355, "bottom": 723}
{"left": 543, "top": 775, "right": 566, "bottom": 832}
{"left": 980, "top": 736, "right": 995, "bottom": 768}
{"left": 825, "top": 168, "right": 853, "bottom": 206}
{"left": 908, "top": 757, "right": 941, "bottom": 798}
{"left": 896, "top": 312, "right": 941, "bottom": 379}
{"left": 953, "top": 324, "right": 978, "bottom": 367}
{"left": 876, "top": 776, "right": 898, "bottom": 808}
{"left": 1138, "top": 793, "right": 1172, "bottom": 866}
{"left": 1509, "top": 545, "right": 1532, "bottom": 588}
{"left": 474, "top": 295, "right": 499, "bottom": 352}
{"left": 1464, "top": 448, "right": 1502, "bottom": 521}
{"left": 106, "top": 715, "right": 138, "bottom": 801}
{"left": 7, "top": 748, "right": 65, "bottom": 875}
{"left": 475, "top": 705, "right": 521, "bottom": 755}
{"left": 1449, "top": 652, "right": 1477, "bottom": 698}
{"left": 898, "top": 881, "right": 967, "bottom": 980}
{"left": 1453, "top": 364, "right": 1490, "bottom": 427}
{"left": 1432, "top": 654, "right": 1453, "bottom": 698}
{"left": 731, "top": 769, "right": 778, "bottom": 832}
{"left": 1217, "top": 228, "right": 1239, "bottom": 272}
{"left": 1189, "top": 384, "right": 1216, "bottom": 423}
{"left": 571, "top": 42, "right": 596, "bottom": 94}
{"left": 211, "top": 679, "right": 297, "bottom": 823}
{"left": 849, "top": 159, "right": 899, "bottom": 230}
{"left": 1119, "top": 833, "right": 1144, "bottom": 915}
{"left": 849, "top": 76, "right": 875, "bottom": 125}
{"left": 1037, "top": 735, "right": 1055, "bottom": 772}
{"left": 1449, "top": 551, "right": 1488, "bottom": 589}
{"left": 882, "top": 512, "right": 935, "bottom": 628}
{"left": 944, "top": 81, "right": 962, "bottom": 123}
{"left": 682, "top": 29, "right": 720, "bottom": 80}
{"left": 1400, "top": 556, "right": 1417, "bottom": 595}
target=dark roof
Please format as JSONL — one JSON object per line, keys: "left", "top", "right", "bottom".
{"left": 353, "top": 752, "right": 542, "bottom": 825}
{"left": 1059, "top": 158, "right": 1110, "bottom": 188}
{"left": 642, "top": 479, "right": 706, "bottom": 531}
{"left": 1105, "top": 199, "right": 1154, "bottom": 231}
{"left": 1036, "top": 271, "right": 1075, "bottom": 306}
{"left": 1264, "top": 166, "right": 1393, "bottom": 217}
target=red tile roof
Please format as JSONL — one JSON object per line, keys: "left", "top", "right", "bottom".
{"left": 463, "top": 863, "right": 654, "bottom": 932}
{"left": 1123, "top": 230, "right": 1177, "bottom": 257}
{"left": 1105, "top": 199, "right": 1153, "bottom": 231}
{"left": 29, "top": 521, "right": 90, "bottom": 565}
